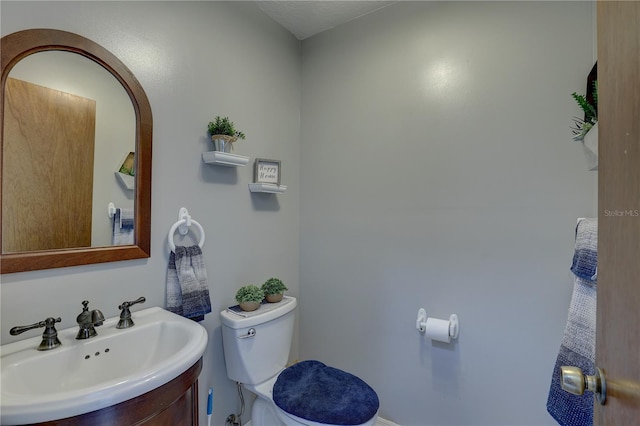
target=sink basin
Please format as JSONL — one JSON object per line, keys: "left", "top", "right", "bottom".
{"left": 1, "top": 307, "right": 208, "bottom": 425}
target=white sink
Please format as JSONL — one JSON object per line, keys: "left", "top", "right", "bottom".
{"left": 0, "top": 307, "right": 208, "bottom": 425}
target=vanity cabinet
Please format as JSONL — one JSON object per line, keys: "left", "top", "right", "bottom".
{"left": 29, "top": 359, "right": 202, "bottom": 426}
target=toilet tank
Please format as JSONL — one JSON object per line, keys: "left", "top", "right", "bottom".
{"left": 220, "top": 296, "right": 297, "bottom": 384}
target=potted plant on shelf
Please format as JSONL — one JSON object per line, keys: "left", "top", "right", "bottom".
{"left": 235, "top": 285, "right": 264, "bottom": 311}
{"left": 261, "top": 278, "right": 288, "bottom": 303}
{"left": 571, "top": 81, "right": 598, "bottom": 170}
{"left": 208, "top": 116, "right": 246, "bottom": 153}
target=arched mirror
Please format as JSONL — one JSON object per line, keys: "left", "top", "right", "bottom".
{"left": 1, "top": 29, "right": 152, "bottom": 274}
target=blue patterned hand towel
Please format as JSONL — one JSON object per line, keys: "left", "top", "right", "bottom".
{"left": 570, "top": 219, "right": 598, "bottom": 281}
{"left": 111, "top": 208, "right": 134, "bottom": 245}
{"left": 166, "top": 245, "right": 212, "bottom": 322}
{"left": 546, "top": 218, "right": 597, "bottom": 426}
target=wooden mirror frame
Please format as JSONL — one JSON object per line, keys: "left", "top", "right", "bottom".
{"left": 1, "top": 29, "right": 152, "bottom": 274}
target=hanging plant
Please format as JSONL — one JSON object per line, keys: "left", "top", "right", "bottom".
{"left": 571, "top": 80, "right": 598, "bottom": 141}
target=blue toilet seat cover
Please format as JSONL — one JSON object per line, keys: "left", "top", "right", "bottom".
{"left": 273, "top": 360, "right": 379, "bottom": 425}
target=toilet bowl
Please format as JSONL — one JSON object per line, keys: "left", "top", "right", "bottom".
{"left": 220, "top": 297, "right": 379, "bottom": 426}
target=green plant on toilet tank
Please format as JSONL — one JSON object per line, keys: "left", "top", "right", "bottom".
{"left": 207, "top": 116, "right": 246, "bottom": 152}
{"left": 235, "top": 284, "right": 264, "bottom": 311}
{"left": 262, "top": 278, "right": 288, "bottom": 303}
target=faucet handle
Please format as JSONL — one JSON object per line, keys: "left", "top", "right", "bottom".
{"left": 10, "top": 317, "right": 62, "bottom": 351}
{"left": 39, "top": 317, "right": 63, "bottom": 351}
{"left": 116, "top": 297, "right": 146, "bottom": 329}
{"left": 118, "top": 296, "right": 146, "bottom": 311}
{"left": 10, "top": 317, "right": 61, "bottom": 335}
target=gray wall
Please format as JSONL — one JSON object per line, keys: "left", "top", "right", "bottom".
{"left": 1, "top": 1, "right": 596, "bottom": 425}
{"left": 0, "top": 2, "right": 300, "bottom": 425}
{"left": 299, "top": 2, "right": 596, "bottom": 425}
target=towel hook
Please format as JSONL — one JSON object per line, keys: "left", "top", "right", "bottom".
{"left": 168, "top": 207, "right": 205, "bottom": 253}
{"left": 108, "top": 202, "right": 116, "bottom": 218}
{"left": 177, "top": 207, "right": 191, "bottom": 235}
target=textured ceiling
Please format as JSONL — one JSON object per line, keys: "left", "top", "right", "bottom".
{"left": 255, "top": 1, "right": 397, "bottom": 40}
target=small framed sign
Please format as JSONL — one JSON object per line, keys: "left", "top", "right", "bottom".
{"left": 254, "top": 158, "right": 281, "bottom": 185}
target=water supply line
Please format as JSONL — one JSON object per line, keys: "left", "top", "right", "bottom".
{"left": 225, "top": 382, "right": 245, "bottom": 426}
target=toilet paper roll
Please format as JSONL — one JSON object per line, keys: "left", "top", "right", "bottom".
{"left": 425, "top": 317, "right": 451, "bottom": 343}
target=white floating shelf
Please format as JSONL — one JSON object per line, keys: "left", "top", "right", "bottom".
{"left": 115, "top": 172, "right": 134, "bottom": 190}
{"left": 248, "top": 183, "right": 287, "bottom": 194}
{"left": 202, "top": 151, "right": 249, "bottom": 167}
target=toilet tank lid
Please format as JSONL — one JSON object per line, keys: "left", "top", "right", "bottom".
{"left": 220, "top": 296, "right": 297, "bottom": 329}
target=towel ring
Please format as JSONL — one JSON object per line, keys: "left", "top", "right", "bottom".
{"left": 168, "top": 208, "right": 205, "bottom": 253}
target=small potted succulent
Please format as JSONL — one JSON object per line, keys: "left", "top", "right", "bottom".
{"left": 261, "top": 278, "right": 288, "bottom": 303}
{"left": 235, "top": 285, "right": 264, "bottom": 311}
{"left": 207, "top": 116, "right": 246, "bottom": 153}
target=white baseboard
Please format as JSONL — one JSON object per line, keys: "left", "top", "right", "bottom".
{"left": 377, "top": 417, "right": 401, "bottom": 426}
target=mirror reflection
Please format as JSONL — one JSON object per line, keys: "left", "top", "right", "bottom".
{"left": 1, "top": 28, "right": 152, "bottom": 274}
{"left": 2, "top": 50, "right": 136, "bottom": 253}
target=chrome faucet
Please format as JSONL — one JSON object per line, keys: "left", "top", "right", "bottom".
{"left": 76, "top": 300, "right": 105, "bottom": 339}
{"left": 116, "top": 297, "right": 146, "bottom": 329}
{"left": 10, "top": 317, "right": 62, "bottom": 351}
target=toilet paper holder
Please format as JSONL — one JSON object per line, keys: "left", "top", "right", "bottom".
{"left": 415, "top": 308, "right": 459, "bottom": 340}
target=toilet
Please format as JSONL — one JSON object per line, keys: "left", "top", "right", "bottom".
{"left": 220, "top": 296, "right": 379, "bottom": 426}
